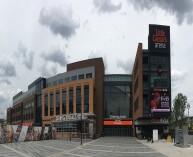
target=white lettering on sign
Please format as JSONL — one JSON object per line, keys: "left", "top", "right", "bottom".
{"left": 110, "top": 115, "right": 126, "bottom": 120}
{"left": 155, "top": 43, "right": 166, "bottom": 49}
{"left": 56, "top": 113, "right": 88, "bottom": 122}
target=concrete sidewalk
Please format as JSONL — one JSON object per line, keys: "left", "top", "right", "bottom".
{"left": 138, "top": 139, "right": 193, "bottom": 157}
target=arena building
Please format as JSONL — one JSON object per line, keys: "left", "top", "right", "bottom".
{"left": 7, "top": 24, "right": 171, "bottom": 139}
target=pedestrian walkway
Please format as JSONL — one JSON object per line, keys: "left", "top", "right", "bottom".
{"left": 138, "top": 139, "right": 193, "bottom": 157}
{"left": 0, "top": 137, "right": 166, "bottom": 157}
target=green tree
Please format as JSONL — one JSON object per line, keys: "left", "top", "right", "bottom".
{"left": 172, "top": 93, "right": 188, "bottom": 128}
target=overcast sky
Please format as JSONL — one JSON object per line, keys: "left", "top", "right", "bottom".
{"left": 0, "top": 0, "right": 193, "bottom": 119}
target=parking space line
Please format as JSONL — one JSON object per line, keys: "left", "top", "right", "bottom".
{"left": 2, "top": 144, "right": 31, "bottom": 157}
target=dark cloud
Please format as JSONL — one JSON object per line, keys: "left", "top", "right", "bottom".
{"left": 38, "top": 62, "right": 57, "bottom": 78}
{"left": 128, "top": 0, "right": 193, "bottom": 25}
{"left": 117, "top": 58, "right": 134, "bottom": 73}
{"left": 39, "top": 7, "right": 79, "bottom": 39}
{"left": 41, "top": 49, "right": 68, "bottom": 67}
{"left": 15, "top": 43, "right": 34, "bottom": 70}
{"left": 93, "top": 0, "right": 122, "bottom": 13}
{"left": 0, "top": 60, "right": 16, "bottom": 77}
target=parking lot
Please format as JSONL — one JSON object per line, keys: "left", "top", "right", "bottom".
{"left": 0, "top": 137, "right": 166, "bottom": 157}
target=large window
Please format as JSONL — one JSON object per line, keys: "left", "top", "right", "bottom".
{"left": 69, "top": 87, "right": 73, "bottom": 113}
{"left": 84, "top": 85, "right": 89, "bottom": 113}
{"left": 44, "top": 94, "right": 48, "bottom": 116}
{"left": 50, "top": 92, "right": 54, "bottom": 116}
{"left": 104, "top": 80, "right": 131, "bottom": 119}
{"left": 62, "top": 89, "right": 66, "bottom": 114}
{"left": 76, "top": 86, "right": 81, "bottom": 113}
{"left": 56, "top": 91, "right": 60, "bottom": 115}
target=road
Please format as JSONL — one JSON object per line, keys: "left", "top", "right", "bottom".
{"left": 0, "top": 137, "right": 166, "bottom": 157}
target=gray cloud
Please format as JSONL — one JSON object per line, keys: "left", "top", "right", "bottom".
{"left": 93, "top": 0, "right": 122, "bottom": 13}
{"left": 15, "top": 43, "right": 34, "bottom": 70}
{"left": 0, "top": 79, "right": 11, "bottom": 85}
{"left": 39, "top": 6, "right": 79, "bottom": 39}
{"left": 117, "top": 58, "right": 134, "bottom": 73}
{"left": 128, "top": 0, "right": 193, "bottom": 25}
{"left": 38, "top": 62, "right": 57, "bottom": 78}
{"left": 0, "top": 95, "right": 11, "bottom": 119}
{"left": 41, "top": 49, "right": 68, "bottom": 67}
{"left": 0, "top": 59, "right": 16, "bottom": 77}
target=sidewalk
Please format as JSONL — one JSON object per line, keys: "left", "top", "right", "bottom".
{"left": 138, "top": 139, "right": 193, "bottom": 157}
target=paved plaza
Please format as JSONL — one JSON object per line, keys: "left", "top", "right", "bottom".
{"left": 0, "top": 137, "right": 166, "bottom": 157}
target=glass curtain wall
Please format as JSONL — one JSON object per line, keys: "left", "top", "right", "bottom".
{"left": 104, "top": 76, "right": 131, "bottom": 119}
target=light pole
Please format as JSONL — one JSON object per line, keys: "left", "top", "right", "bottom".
{"left": 81, "top": 112, "right": 83, "bottom": 145}
{"left": 187, "top": 103, "right": 190, "bottom": 117}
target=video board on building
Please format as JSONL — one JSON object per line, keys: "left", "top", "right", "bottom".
{"left": 150, "top": 88, "right": 170, "bottom": 114}
{"left": 148, "top": 24, "right": 170, "bottom": 51}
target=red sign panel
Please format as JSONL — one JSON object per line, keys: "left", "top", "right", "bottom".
{"left": 22, "top": 122, "right": 33, "bottom": 126}
{"left": 103, "top": 120, "right": 132, "bottom": 126}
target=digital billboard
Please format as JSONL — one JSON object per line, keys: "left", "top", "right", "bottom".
{"left": 148, "top": 24, "right": 170, "bottom": 51}
{"left": 150, "top": 88, "right": 170, "bottom": 113}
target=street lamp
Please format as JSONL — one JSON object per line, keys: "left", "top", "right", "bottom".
{"left": 187, "top": 103, "right": 190, "bottom": 117}
{"left": 81, "top": 112, "right": 83, "bottom": 145}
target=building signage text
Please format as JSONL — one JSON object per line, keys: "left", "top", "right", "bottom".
{"left": 148, "top": 25, "right": 170, "bottom": 51}
{"left": 110, "top": 115, "right": 126, "bottom": 120}
{"left": 56, "top": 113, "right": 88, "bottom": 122}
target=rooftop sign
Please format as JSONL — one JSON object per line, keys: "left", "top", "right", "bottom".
{"left": 148, "top": 25, "right": 170, "bottom": 51}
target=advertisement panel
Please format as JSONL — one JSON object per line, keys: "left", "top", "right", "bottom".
{"left": 150, "top": 88, "right": 170, "bottom": 113}
{"left": 148, "top": 24, "right": 170, "bottom": 51}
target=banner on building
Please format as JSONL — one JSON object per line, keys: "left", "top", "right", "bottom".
{"left": 150, "top": 88, "right": 170, "bottom": 113}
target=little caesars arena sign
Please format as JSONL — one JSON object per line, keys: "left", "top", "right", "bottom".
{"left": 56, "top": 113, "right": 88, "bottom": 122}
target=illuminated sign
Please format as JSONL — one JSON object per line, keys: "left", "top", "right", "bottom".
{"left": 150, "top": 88, "right": 170, "bottom": 113}
{"left": 56, "top": 113, "right": 88, "bottom": 122}
{"left": 103, "top": 120, "right": 132, "bottom": 126}
{"left": 148, "top": 25, "right": 170, "bottom": 51}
